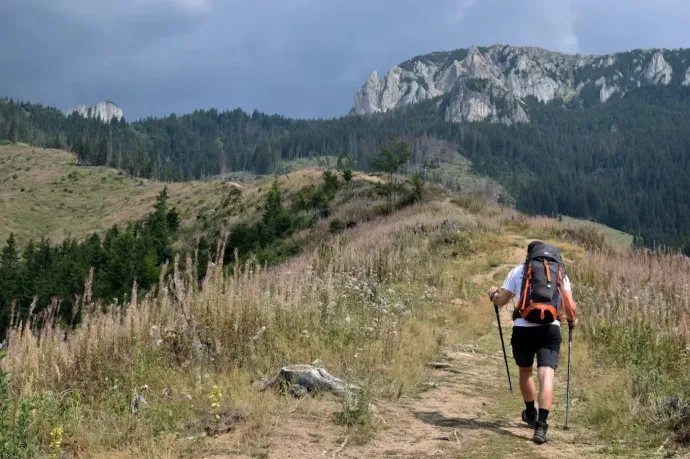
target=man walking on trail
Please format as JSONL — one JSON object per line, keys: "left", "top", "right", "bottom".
{"left": 487, "top": 240, "right": 578, "bottom": 444}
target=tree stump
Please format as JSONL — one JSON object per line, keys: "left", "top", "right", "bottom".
{"left": 256, "top": 365, "right": 357, "bottom": 398}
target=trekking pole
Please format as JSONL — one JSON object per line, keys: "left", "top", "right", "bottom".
{"left": 493, "top": 303, "right": 513, "bottom": 392}
{"left": 564, "top": 323, "right": 573, "bottom": 429}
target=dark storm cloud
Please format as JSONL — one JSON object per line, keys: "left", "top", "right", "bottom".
{"left": 1, "top": 0, "right": 688, "bottom": 120}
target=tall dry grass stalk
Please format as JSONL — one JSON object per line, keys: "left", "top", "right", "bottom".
{"left": 570, "top": 249, "right": 690, "bottom": 340}
{"left": 1, "top": 201, "right": 479, "bottom": 397}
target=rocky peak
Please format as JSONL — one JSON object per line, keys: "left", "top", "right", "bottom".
{"left": 641, "top": 52, "right": 673, "bottom": 85}
{"left": 67, "top": 101, "right": 124, "bottom": 123}
{"left": 353, "top": 45, "right": 689, "bottom": 125}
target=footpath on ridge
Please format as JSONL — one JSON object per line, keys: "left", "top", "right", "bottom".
{"left": 205, "top": 237, "right": 612, "bottom": 459}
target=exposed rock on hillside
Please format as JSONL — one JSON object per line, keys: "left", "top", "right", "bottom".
{"left": 67, "top": 101, "right": 123, "bottom": 123}
{"left": 354, "top": 45, "right": 690, "bottom": 124}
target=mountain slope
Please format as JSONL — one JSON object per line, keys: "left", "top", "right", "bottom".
{"left": 354, "top": 44, "right": 690, "bottom": 124}
{"left": 3, "top": 43, "right": 690, "bottom": 251}
{"left": 2, "top": 186, "right": 685, "bottom": 457}
{"left": 0, "top": 143, "right": 229, "bottom": 246}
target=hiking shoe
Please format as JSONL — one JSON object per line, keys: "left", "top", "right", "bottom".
{"left": 532, "top": 421, "right": 548, "bottom": 444}
{"left": 521, "top": 409, "right": 537, "bottom": 427}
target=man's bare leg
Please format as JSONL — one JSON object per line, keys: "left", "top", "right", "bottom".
{"left": 519, "top": 366, "right": 536, "bottom": 402}
{"left": 537, "top": 366, "right": 555, "bottom": 410}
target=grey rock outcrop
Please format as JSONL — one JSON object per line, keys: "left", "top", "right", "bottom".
{"left": 641, "top": 52, "right": 672, "bottom": 85}
{"left": 595, "top": 77, "right": 620, "bottom": 103}
{"left": 67, "top": 101, "right": 124, "bottom": 123}
{"left": 354, "top": 45, "right": 683, "bottom": 124}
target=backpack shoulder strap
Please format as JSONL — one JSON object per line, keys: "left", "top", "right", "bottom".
{"left": 517, "top": 262, "right": 531, "bottom": 311}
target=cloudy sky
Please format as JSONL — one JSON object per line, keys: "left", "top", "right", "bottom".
{"left": 2, "top": 0, "right": 689, "bottom": 121}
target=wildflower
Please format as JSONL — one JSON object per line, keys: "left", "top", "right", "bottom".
{"left": 50, "top": 426, "right": 64, "bottom": 459}
{"left": 209, "top": 384, "right": 223, "bottom": 420}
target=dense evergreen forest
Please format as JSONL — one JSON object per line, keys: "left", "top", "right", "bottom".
{"left": 0, "top": 188, "right": 180, "bottom": 333}
{"left": 1, "top": 82, "right": 690, "bottom": 252}
{"left": 0, "top": 154, "right": 381, "bottom": 335}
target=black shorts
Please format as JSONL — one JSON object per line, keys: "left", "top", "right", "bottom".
{"left": 510, "top": 325, "right": 562, "bottom": 370}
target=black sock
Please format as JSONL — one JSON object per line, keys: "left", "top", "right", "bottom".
{"left": 538, "top": 408, "right": 549, "bottom": 423}
{"left": 525, "top": 400, "right": 536, "bottom": 414}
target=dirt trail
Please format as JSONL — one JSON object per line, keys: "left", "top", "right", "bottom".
{"left": 206, "top": 241, "right": 610, "bottom": 458}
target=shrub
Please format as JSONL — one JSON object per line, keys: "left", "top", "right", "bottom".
{"left": 451, "top": 193, "right": 487, "bottom": 214}
{"left": 0, "top": 352, "right": 37, "bottom": 458}
{"left": 330, "top": 219, "right": 346, "bottom": 234}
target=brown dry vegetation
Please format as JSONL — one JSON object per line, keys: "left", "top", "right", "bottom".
{"left": 0, "top": 143, "right": 231, "bottom": 245}
{"left": 1, "top": 162, "right": 689, "bottom": 457}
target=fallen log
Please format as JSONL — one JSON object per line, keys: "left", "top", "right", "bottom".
{"left": 256, "top": 365, "right": 358, "bottom": 398}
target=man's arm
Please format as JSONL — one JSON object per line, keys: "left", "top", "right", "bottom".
{"left": 487, "top": 286, "right": 514, "bottom": 307}
{"left": 562, "top": 288, "right": 578, "bottom": 328}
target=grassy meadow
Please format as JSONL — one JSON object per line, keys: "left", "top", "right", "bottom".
{"left": 0, "top": 143, "right": 232, "bottom": 246}
{"left": 0, "top": 146, "right": 688, "bottom": 457}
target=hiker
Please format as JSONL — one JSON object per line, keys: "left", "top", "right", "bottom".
{"left": 487, "top": 240, "right": 578, "bottom": 444}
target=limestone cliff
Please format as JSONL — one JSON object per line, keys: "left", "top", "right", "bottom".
{"left": 67, "top": 101, "right": 124, "bottom": 123}
{"left": 354, "top": 45, "right": 689, "bottom": 124}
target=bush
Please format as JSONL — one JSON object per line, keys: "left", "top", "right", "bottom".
{"left": 0, "top": 352, "right": 38, "bottom": 458}
{"left": 451, "top": 193, "right": 487, "bottom": 214}
{"left": 329, "top": 219, "right": 346, "bottom": 234}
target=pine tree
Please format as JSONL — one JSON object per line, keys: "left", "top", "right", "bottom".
{"left": 148, "top": 187, "right": 172, "bottom": 264}
{"left": 8, "top": 117, "right": 18, "bottom": 143}
{"left": 96, "top": 136, "right": 109, "bottom": 166}
{"left": 0, "top": 234, "right": 21, "bottom": 309}
{"left": 337, "top": 152, "right": 354, "bottom": 183}
{"left": 371, "top": 134, "right": 411, "bottom": 213}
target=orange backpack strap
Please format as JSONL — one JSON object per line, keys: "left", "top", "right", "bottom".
{"left": 556, "top": 267, "right": 564, "bottom": 321}
{"left": 517, "top": 263, "right": 531, "bottom": 311}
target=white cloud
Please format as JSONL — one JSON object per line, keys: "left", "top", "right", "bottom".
{"left": 451, "top": 0, "right": 478, "bottom": 23}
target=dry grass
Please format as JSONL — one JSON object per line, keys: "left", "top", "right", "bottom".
{"left": 2, "top": 188, "right": 488, "bottom": 456}
{"left": 570, "top": 249, "right": 690, "bottom": 338}
{"left": 2, "top": 170, "right": 688, "bottom": 456}
{"left": 0, "top": 143, "right": 232, "bottom": 245}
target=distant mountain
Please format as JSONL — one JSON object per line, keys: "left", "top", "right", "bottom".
{"left": 67, "top": 101, "right": 124, "bottom": 123}
{"left": 354, "top": 44, "right": 690, "bottom": 124}
{"left": 3, "top": 42, "right": 690, "bottom": 252}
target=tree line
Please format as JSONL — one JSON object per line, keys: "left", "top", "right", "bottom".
{"left": 0, "top": 188, "right": 179, "bottom": 333}
{"left": 2, "top": 83, "right": 690, "bottom": 251}
{"left": 0, "top": 137, "right": 418, "bottom": 337}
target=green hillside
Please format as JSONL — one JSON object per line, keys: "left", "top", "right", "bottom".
{"left": 2, "top": 83, "right": 688, "bottom": 252}
{"left": 0, "top": 143, "right": 230, "bottom": 246}
{"left": 559, "top": 215, "right": 633, "bottom": 248}
{"left": 1, "top": 179, "right": 688, "bottom": 458}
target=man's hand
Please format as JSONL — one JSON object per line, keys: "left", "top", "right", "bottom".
{"left": 567, "top": 318, "right": 579, "bottom": 329}
{"left": 487, "top": 286, "right": 500, "bottom": 302}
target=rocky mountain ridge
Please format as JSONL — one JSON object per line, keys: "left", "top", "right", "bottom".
{"left": 67, "top": 101, "right": 124, "bottom": 123}
{"left": 354, "top": 44, "right": 690, "bottom": 124}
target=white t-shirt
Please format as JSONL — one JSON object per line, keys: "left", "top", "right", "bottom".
{"left": 502, "top": 264, "right": 572, "bottom": 327}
